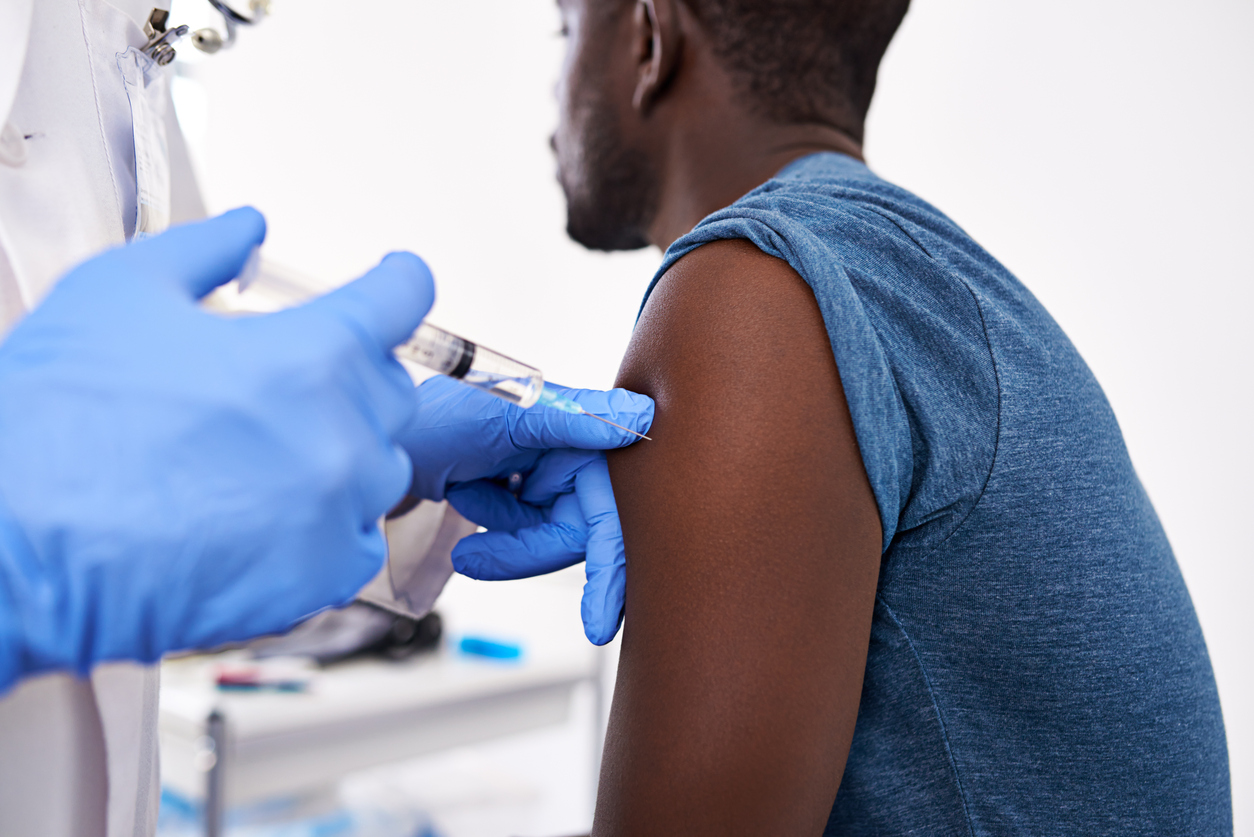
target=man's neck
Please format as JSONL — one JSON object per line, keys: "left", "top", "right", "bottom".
{"left": 647, "top": 119, "right": 864, "bottom": 251}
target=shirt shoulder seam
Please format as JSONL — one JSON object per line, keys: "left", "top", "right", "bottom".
{"left": 860, "top": 205, "right": 1004, "bottom": 561}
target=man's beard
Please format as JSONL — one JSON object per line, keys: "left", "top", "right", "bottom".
{"left": 557, "top": 99, "right": 660, "bottom": 252}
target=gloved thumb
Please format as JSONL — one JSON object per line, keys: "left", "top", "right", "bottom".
{"left": 298, "top": 252, "right": 435, "bottom": 353}
{"left": 114, "top": 207, "right": 268, "bottom": 300}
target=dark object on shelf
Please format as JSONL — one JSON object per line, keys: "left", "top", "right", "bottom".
{"left": 249, "top": 602, "right": 442, "bottom": 666}
{"left": 366, "top": 609, "right": 444, "bottom": 663}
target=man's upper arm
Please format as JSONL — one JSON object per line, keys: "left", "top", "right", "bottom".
{"left": 597, "top": 239, "right": 882, "bottom": 836}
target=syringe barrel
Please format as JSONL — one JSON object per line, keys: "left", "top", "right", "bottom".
{"left": 395, "top": 322, "right": 544, "bottom": 408}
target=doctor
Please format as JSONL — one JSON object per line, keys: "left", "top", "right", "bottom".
{"left": 0, "top": 1, "right": 650, "bottom": 835}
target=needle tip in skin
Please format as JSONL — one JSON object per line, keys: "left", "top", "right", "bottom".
{"left": 580, "top": 410, "right": 653, "bottom": 441}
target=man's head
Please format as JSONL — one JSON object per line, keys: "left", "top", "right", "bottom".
{"left": 552, "top": 0, "right": 910, "bottom": 252}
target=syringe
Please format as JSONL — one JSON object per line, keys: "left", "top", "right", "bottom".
{"left": 224, "top": 256, "right": 649, "bottom": 440}
{"left": 396, "top": 323, "right": 651, "bottom": 441}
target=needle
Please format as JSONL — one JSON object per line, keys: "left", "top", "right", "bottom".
{"left": 580, "top": 410, "right": 653, "bottom": 441}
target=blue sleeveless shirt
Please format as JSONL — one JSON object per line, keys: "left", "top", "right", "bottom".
{"left": 643, "top": 153, "right": 1230, "bottom": 835}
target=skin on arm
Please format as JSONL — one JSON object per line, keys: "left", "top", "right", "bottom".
{"left": 596, "top": 239, "right": 883, "bottom": 835}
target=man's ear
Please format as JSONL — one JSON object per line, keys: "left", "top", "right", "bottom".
{"left": 632, "top": 0, "right": 683, "bottom": 113}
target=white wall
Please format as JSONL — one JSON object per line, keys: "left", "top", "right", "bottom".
{"left": 172, "top": 0, "right": 1252, "bottom": 828}
{"left": 171, "top": 0, "right": 657, "bottom": 390}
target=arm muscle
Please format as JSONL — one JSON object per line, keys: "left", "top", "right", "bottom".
{"left": 596, "top": 240, "right": 881, "bottom": 835}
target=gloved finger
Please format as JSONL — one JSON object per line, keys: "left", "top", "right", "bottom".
{"left": 401, "top": 376, "right": 515, "bottom": 501}
{"left": 415, "top": 374, "right": 509, "bottom": 425}
{"left": 577, "top": 458, "right": 627, "bottom": 646}
{"left": 506, "top": 385, "right": 655, "bottom": 452}
{"left": 113, "top": 207, "right": 267, "bottom": 299}
{"left": 446, "top": 480, "right": 546, "bottom": 532}
{"left": 547, "top": 490, "right": 589, "bottom": 530}
{"left": 299, "top": 252, "right": 435, "bottom": 354}
{"left": 452, "top": 522, "right": 587, "bottom": 581}
{"left": 406, "top": 374, "right": 513, "bottom": 445}
{"left": 518, "top": 448, "right": 599, "bottom": 506}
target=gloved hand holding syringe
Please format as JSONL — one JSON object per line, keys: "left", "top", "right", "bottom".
{"left": 229, "top": 251, "right": 650, "bottom": 441}
{"left": 396, "top": 322, "right": 650, "bottom": 440}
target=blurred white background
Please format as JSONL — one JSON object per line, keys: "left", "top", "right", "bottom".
{"left": 169, "top": 0, "right": 1252, "bottom": 832}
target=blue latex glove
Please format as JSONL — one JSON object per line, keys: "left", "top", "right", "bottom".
{"left": 397, "top": 375, "right": 651, "bottom": 645}
{"left": 449, "top": 453, "right": 627, "bottom": 646}
{"left": 0, "top": 209, "right": 433, "bottom": 692}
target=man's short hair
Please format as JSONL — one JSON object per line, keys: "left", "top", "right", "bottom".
{"left": 687, "top": 0, "right": 911, "bottom": 134}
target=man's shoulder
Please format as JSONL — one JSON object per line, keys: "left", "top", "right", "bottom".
{"left": 663, "top": 153, "right": 962, "bottom": 280}
{"left": 653, "top": 156, "right": 980, "bottom": 318}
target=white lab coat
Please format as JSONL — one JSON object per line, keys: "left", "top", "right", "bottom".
{"left": 0, "top": 1, "right": 195, "bottom": 835}
{"left": 0, "top": 5, "right": 470, "bottom": 834}
{"left": 0, "top": 0, "right": 203, "bottom": 833}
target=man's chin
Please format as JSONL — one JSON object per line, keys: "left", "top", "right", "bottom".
{"left": 565, "top": 208, "right": 652, "bottom": 253}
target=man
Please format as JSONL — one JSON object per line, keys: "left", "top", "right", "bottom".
{"left": 523, "top": 0, "right": 1231, "bottom": 832}
{"left": 0, "top": 2, "right": 649, "bottom": 834}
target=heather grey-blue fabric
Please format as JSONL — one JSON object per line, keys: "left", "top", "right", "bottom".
{"left": 643, "top": 153, "right": 1231, "bottom": 835}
